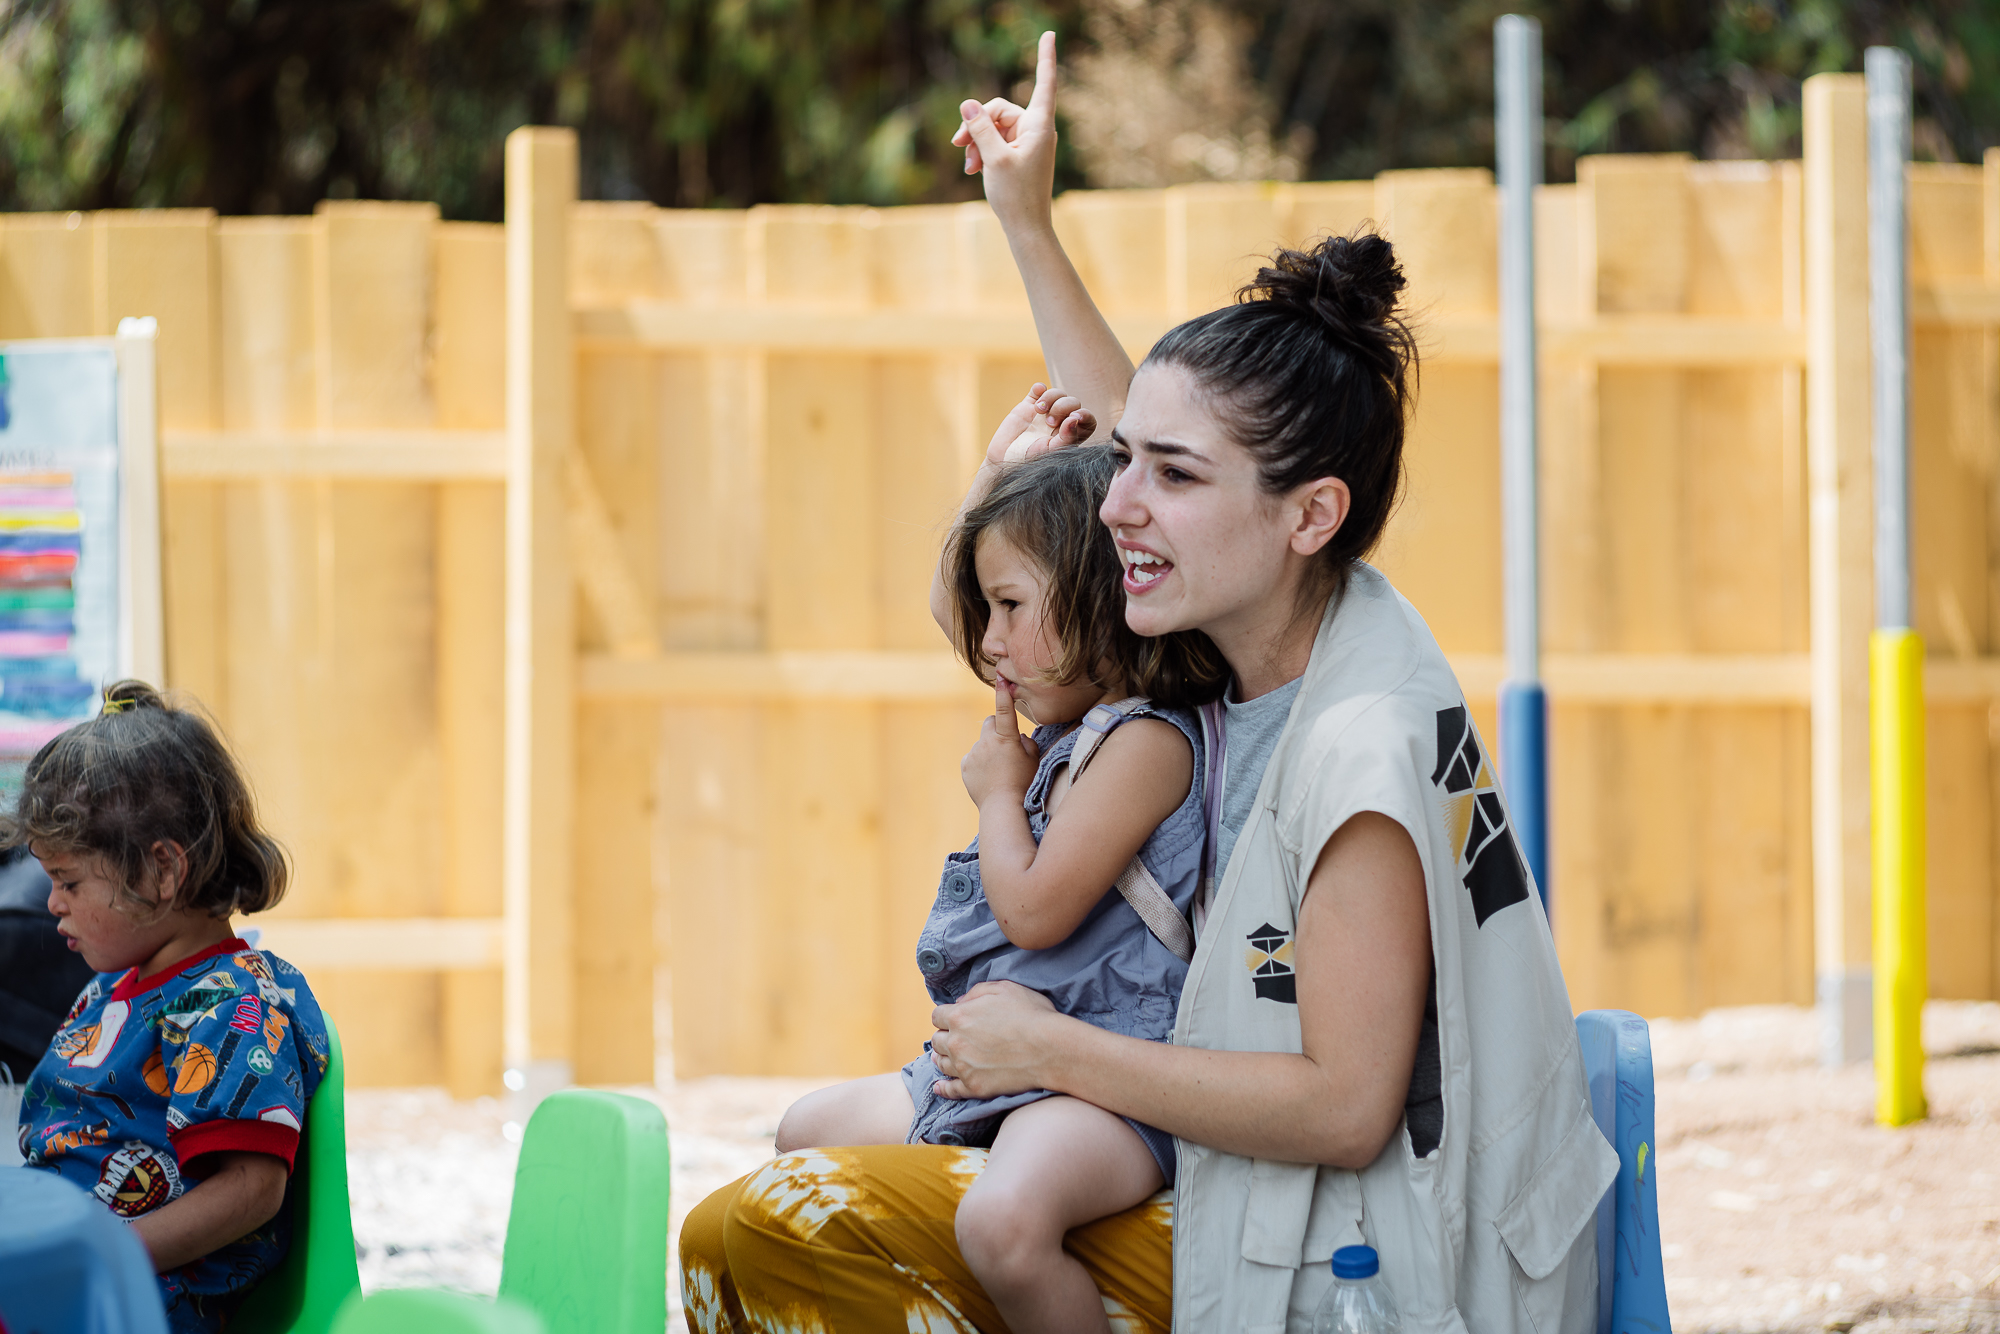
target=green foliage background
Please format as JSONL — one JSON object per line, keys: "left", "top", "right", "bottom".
{"left": 0, "top": 0, "right": 1993, "bottom": 219}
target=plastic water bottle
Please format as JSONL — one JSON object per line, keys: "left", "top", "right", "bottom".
{"left": 1312, "top": 1245, "right": 1402, "bottom": 1334}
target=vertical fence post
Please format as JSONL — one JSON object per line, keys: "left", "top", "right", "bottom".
{"left": 112, "top": 316, "right": 165, "bottom": 686}
{"left": 1495, "top": 15, "right": 1549, "bottom": 909}
{"left": 1864, "top": 47, "right": 1927, "bottom": 1125}
{"left": 1804, "top": 74, "right": 1876, "bottom": 1066}
{"left": 503, "top": 127, "right": 578, "bottom": 1111}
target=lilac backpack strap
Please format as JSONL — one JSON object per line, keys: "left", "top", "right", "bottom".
{"left": 1065, "top": 697, "right": 1195, "bottom": 963}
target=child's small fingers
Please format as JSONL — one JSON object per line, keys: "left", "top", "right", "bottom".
{"left": 994, "top": 680, "right": 1018, "bottom": 736}
{"left": 1058, "top": 408, "right": 1096, "bottom": 443}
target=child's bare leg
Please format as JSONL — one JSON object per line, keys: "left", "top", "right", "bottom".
{"left": 774, "top": 1073, "right": 915, "bottom": 1152}
{"left": 955, "top": 1095, "right": 1165, "bottom": 1334}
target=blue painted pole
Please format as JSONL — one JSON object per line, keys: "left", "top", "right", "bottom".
{"left": 1496, "top": 15, "right": 1550, "bottom": 909}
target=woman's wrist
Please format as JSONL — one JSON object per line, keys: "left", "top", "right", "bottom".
{"left": 1025, "top": 1004, "right": 1090, "bottom": 1092}
{"left": 1002, "top": 218, "right": 1064, "bottom": 264}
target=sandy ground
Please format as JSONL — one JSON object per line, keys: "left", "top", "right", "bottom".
{"left": 347, "top": 1001, "right": 2000, "bottom": 1332}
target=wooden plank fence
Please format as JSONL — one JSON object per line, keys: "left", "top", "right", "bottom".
{"left": 2, "top": 73, "right": 1996, "bottom": 1088}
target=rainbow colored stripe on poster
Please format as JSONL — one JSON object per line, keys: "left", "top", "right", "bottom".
{"left": 0, "top": 468, "right": 92, "bottom": 722}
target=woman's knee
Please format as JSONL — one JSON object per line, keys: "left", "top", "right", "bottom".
{"left": 680, "top": 1178, "right": 747, "bottom": 1334}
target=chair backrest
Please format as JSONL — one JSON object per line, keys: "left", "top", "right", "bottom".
{"left": 1574, "top": 1010, "right": 1672, "bottom": 1334}
{"left": 330, "top": 1289, "right": 546, "bottom": 1334}
{"left": 496, "top": 1089, "right": 672, "bottom": 1334}
{"left": 234, "top": 1013, "right": 362, "bottom": 1334}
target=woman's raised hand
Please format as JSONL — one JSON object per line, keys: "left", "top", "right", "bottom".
{"left": 985, "top": 383, "right": 1097, "bottom": 469}
{"left": 953, "top": 31, "right": 1059, "bottom": 235}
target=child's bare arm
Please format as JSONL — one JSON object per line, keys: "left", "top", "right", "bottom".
{"left": 953, "top": 33, "right": 1136, "bottom": 429}
{"left": 928, "top": 386, "right": 1095, "bottom": 635}
{"left": 128, "top": 1150, "right": 288, "bottom": 1273}
{"left": 963, "top": 687, "right": 1192, "bottom": 950}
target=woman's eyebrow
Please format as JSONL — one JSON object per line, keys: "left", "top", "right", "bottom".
{"left": 1111, "top": 427, "right": 1211, "bottom": 464}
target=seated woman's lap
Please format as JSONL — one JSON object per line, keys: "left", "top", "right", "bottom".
{"left": 680, "top": 1143, "right": 1172, "bottom": 1333}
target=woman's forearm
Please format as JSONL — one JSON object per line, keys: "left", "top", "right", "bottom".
{"left": 1034, "top": 1013, "right": 1403, "bottom": 1169}
{"left": 1004, "top": 227, "right": 1136, "bottom": 434}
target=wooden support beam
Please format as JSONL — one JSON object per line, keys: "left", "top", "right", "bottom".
{"left": 504, "top": 127, "right": 578, "bottom": 1099}
{"left": 1805, "top": 73, "right": 1876, "bottom": 1064}
{"left": 161, "top": 429, "right": 508, "bottom": 480}
{"left": 574, "top": 303, "right": 1810, "bottom": 367}
{"left": 564, "top": 448, "right": 656, "bottom": 658}
{"left": 252, "top": 918, "right": 506, "bottom": 970}
{"left": 113, "top": 323, "right": 166, "bottom": 686}
{"left": 575, "top": 649, "right": 1841, "bottom": 705}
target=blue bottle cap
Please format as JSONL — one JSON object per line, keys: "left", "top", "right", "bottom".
{"left": 1331, "top": 1245, "right": 1379, "bottom": 1279}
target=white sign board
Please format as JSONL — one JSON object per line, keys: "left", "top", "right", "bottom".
{"left": 0, "top": 325, "right": 162, "bottom": 797}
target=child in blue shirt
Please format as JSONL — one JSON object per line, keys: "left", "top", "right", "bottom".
{"left": 14, "top": 680, "right": 327, "bottom": 1334}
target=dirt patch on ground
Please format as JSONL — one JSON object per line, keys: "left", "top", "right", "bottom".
{"left": 346, "top": 1001, "right": 2000, "bottom": 1331}
{"left": 1649, "top": 1002, "right": 2000, "bottom": 1334}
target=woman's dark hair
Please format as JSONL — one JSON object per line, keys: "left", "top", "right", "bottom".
{"left": 1143, "top": 230, "right": 1417, "bottom": 605}
{"left": 1, "top": 680, "right": 289, "bottom": 920}
{"left": 947, "top": 446, "right": 1227, "bottom": 708}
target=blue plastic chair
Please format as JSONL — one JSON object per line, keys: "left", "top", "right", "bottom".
{"left": 1576, "top": 1010, "right": 1672, "bottom": 1334}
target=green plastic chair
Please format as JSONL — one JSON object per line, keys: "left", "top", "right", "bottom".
{"left": 235, "top": 1014, "right": 362, "bottom": 1334}
{"left": 495, "top": 1089, "right": 672, "bottom": 1334}
{"left": 330, "top": 1289, "right": 545, "bottom": 1334}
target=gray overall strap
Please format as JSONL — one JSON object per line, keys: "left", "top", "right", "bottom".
{"left": 1065, "top": 698, "right": 1196, "bottom": 963}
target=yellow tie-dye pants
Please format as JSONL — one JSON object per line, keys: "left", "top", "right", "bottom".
{"left": 679, "top": 1144, "right": 1173, "bottom": 1333}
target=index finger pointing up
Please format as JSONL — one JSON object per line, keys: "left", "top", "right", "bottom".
{"left": 995, "top": 678, "right": 1019, "bottom": 738}
{"left": 1026, "top": 31, "right": 1057, "bottom": 117}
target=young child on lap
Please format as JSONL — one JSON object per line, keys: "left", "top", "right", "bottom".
{"left": 15, "top": 681, "right": 327, "bottom": 1334}
{"left": 777, "top": 388, "right": 1224, "bottom": 1333}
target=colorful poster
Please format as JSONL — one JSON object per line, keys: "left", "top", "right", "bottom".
{"left": 0, "top": 344, "right": 121, "bottom": 799}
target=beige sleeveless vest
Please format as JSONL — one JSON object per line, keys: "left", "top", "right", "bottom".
{"left": 1169, "top": 565, "right": 1618, "bottom": 1334}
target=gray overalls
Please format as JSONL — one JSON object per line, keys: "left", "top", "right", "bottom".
{"left": 902, "top": 698, "right": 1206, "bottom": 1181}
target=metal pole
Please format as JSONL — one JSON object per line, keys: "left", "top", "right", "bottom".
{"left": 1495, "top": 14, "right": 1549, "bottom": 910}
{"left": 1864, "top": 45, "right": 1926, "bottom": 1125}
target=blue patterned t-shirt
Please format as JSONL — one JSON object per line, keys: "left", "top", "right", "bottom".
{"left": 21, "top": 936, "right": 328, "bottom": 1333}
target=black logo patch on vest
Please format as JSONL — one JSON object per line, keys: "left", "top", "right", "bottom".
{"left": 1244, "top": 922, "right": 1297, "bottom": 1003}
{"left": 1431, "top": 706, "right": 1531, "bottom": 927}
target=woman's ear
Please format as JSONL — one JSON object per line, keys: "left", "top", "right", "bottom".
{"left": 1289, "top": 478, "right": 1351, "bottom": 557}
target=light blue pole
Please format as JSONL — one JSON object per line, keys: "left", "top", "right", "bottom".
{"left": 1496, "top": 15, "right": 1549, "bottom": 910}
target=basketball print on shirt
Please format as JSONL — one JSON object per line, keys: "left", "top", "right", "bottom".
{"left": 1431, "top": 705, "right": 1531, "bottom": 927}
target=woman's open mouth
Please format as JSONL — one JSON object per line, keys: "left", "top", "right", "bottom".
{"left": 1120, "top": 546, "right": 1172, "bottom": 594}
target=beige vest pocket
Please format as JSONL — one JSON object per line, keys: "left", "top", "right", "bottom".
{"left": 1241, "top": 1158, "right": 1321, "bottom": 1268}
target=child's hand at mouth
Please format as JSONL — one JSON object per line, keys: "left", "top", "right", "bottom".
{"left": 961, "top": 679, "right": 1043, "bottom": 809}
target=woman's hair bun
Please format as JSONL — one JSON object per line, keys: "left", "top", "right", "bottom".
{"left": 1244, "top": 232, "right": 1408, "bottom": 356}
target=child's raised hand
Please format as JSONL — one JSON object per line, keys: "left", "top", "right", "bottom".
{"left": 953, "top": 31, "right": 1059, "bottom": 234}
{"left": 985, "top": 383, "right": 1098, "bottom": 468}
{"left": 962, "top": 679, "right": 1041, "bottom": 809}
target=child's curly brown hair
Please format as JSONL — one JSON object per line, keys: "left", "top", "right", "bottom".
{"left": 945, "top": 446, "right": 1228, "bottom": 709}
{"left": 0, "top": 680, "right": 288, "bottom": 920}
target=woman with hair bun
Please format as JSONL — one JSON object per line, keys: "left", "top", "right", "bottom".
{"left": 681, "top": 34, "right": 1615, "bottom": 1334}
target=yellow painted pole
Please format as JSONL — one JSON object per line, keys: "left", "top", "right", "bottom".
{"left": 1869, "top": 627, "right": 1926, "bottom": 1125}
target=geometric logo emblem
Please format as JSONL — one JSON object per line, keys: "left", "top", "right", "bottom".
{"left": 1431, "top": 705, "right": 1531, "bottom": 927}
{"left": 1243, "top": 922, "right": 1297, "bottom": 1004}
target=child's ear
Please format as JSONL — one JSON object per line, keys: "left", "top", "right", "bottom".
{"left": 149, "top": 840, "right": 191, "bottom": 906}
